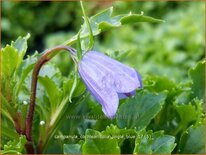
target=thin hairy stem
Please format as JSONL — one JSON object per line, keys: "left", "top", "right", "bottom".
{"left": 25, "top": 45, "right": 76, "bottom": 153}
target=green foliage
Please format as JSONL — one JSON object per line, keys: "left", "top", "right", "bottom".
{"left": 133, "top": 130, "right": 176, "bottom": 154}
{"left": 2, "top": 46, "right": 19, "bottom": 78}
{"left": 82, "top": 129, "right": 121, "bottom": 154}
{"left": 179, "top": 122, "right": 205, "bottom": 153}
{"left": 63, "top": 125, "right": 176, "bottom": 154}
{"left": 38, "top": 76, "right": 63, "bottom": 115}
{"left": 102, "top": 124, "right": 137, "bottom": 144}
{"left": 189, "top": 60, "right": 205, "bottom": 101}
{"left": 175, "top": 102, "right": 200, "bottom": 130}
{"left": 1, "top": 34, "right": 32, "bottom": 142}
{"left": 1, "top": 34, "right": 30, "bottom": 85}
{"left": 63, "top": 144, "right": 81, "bottom": 154}
{"left": 117, "top": 91, "right": 166, "bottom": 130}
{"left": 11, "top": 34, "right": 30, "bottom": 60}
{"left": 63, "top": 75, "right": 86, "bottom": 99}
{"left": 1, "top": 135, "right": 27, "bottom": 154}
{"left": 65, "top": 6, "right": 163, "bottom": 46}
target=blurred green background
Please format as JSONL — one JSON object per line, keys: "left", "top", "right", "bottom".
{"left": 2, "top": 1, "right": 205, "bottom": 82}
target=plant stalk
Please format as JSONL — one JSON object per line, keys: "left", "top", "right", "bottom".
{"left": 25, "top": 45, "right": 76, "bottom": 153}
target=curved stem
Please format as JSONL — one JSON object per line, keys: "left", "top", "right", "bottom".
{"left": 25, "top": 45, "right": 76, "bottom": 153}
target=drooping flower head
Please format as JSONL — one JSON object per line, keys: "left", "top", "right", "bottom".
{"left": 78, "top": 51, "right": 142, "bottom": 119}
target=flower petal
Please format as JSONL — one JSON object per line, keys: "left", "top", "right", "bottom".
{"left": 84, "top": 51, "right": 142, "bottom": 93}
{"left": 78, "top": 60, "right": 118, "bottom": 119}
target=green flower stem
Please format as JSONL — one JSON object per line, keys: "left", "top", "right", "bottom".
{"left": 25, "top": 45, "right": 76, "bottom": 153}
{"left": 76, "top": 30, "right": 82, "bottom": 60}
{"left": 69, "top": 66, "right": 78, "bottom": 102}
{"left": 80, "top": 0, "right": 94, "bottom": 50}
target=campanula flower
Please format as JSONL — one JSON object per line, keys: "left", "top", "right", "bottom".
{"left": 78, "top": 51, "right": 142, "bottom": 118}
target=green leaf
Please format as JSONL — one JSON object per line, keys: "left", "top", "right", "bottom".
{"left": 133, "top": 130, "right": 176, "bottom": 154}
{"left": 134, "top": 130, "right": 153, "bottom": 154}
{"left": 1, "top": 45, "right": 19, "bottom": 78}
{"left": 38, "top": 76, "right": 62, "bottom": 114}
{"left": 1, "top": 35, "right": 31, "bottom": 105}
{"left": 72, "top": 79, "right": 86, "bottom": 97}
{"left": 82, "top": 129, "right": 120, "bottom": 154}
{"left": 68, "top": 66, "right": 78, "bottom": 102}
{"left": 1, "top": 125, "right": 19, "bottom": 140}
{"left": 1, "top": 34, "right": 30, "bottom": 78}
{"left": 117, "top": 90, "right": 166, "bottom": 130}
{"left": 144, "top": 75, "right": 182, "bottom": 100}
{"left": 1, "top": 93, "right": 16, "bottom": 118}
{"left": 152, "top": 131, "right": 176, "bottom": 153}
{"left": 1, "top": 135, "right": 27, "bottom": 154}
{"left": 80, "top": 1, "right": 94, "bottom": 50}
{"left": 143, "top": 76, "right": 183, "bottom": 134}
{"left": 63, "top": 144, "right": 81, "bottom": 154}
{"left": 175, "top": 103, "right": 197, "bottom": 129}
{"left": 39, "top": 63, "right": 61, "bottom": 78}
{"left": 179, "top": 122, "right": 205, "bottom": 153}
{"left": 11, "top": 33, "right": 30, "bottom": 63}
{"left": 76, "top": 30, "right": 82, "bottom": 60}
{"left": 189, "top": 60, "right": 205, "bottom": 101}
{"left": 63, "top": 76, "right": 86, "bottom": 99}
{"left": 102, "top": 124, "right": 137, "bottom": 145}
{"left": 64, "top": 7, "right": 163, "bottom": 45}
{"left": 15, "top": 52, "right": 39, "bottom": 96}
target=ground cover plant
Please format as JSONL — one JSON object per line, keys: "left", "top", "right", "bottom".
{"left": 1, "top": 1, "right": 205, "bottom": 154}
